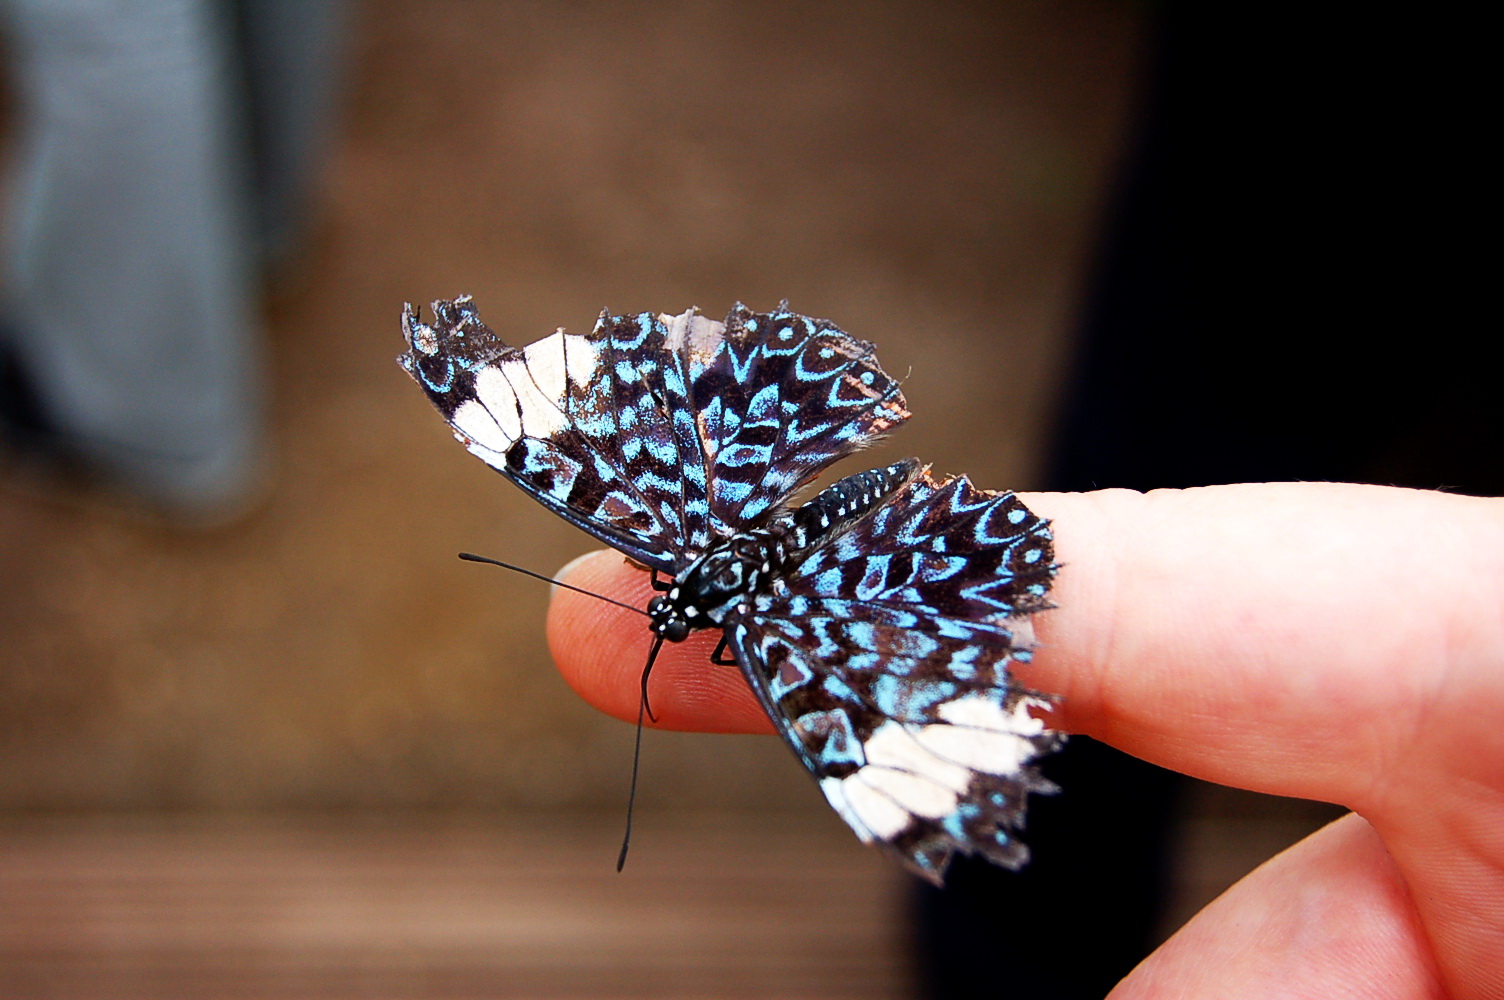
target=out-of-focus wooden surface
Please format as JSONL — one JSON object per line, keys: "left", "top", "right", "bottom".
{"left": 0, "top": 811, "right": 910, "bottom": 999}
{"left": 0, "top": 797, "right": 1343, "bottom": 999}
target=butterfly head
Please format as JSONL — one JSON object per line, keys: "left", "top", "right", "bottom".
{"left": 646, "top": 594, "right": 693, "bottom": 643}
{"left": 647, "top": 534, "right": 778, "bottom": 642}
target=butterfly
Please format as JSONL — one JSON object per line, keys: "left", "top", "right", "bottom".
{"left": 399, "top": 295, "right": 1062, "bottom": 883}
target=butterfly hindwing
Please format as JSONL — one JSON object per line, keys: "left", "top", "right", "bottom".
{"left": 728, "top": 469, "right": 1060, "bottom": 883}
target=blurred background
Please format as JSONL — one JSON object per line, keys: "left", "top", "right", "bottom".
{"left": 0, "top": 2, "right": 1491, "bottom": 998}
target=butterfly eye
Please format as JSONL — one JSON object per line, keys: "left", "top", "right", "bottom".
{"left": 662, "top": 618, "right": 691, "bottom": 643}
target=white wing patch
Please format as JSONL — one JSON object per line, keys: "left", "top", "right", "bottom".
{"left": 912, "top": 717, "right": 1039, "bottom": 775}
{"left": 822, "top": 774, "right": 910, "bottom": 840}
{"left": 864, "top": 721, "right": 971, "bottom": 796}
{"left": 520, "top": 331, "right": 600, "bottom": 400}
{"left": 500, "top": 357, "right": 567, "bottom": 440}
{"left": 660, "top": 308, "right": 726, "bottom": 356}
{"left": 473, "top": 366, "right": 522, "bottom": 438}
{"left": 937, "top": 692, "right": 1047, "bottom": 737}
{"left": 452, "top": 397, "right": 514, "bottom": 468}
{"left": 453, "top": 333, "right": 604, "bottom": 469}
{"left": 562, "top": 332, "right": 601, "bottom": 388}
{"left": 818, "top": 696, "right": 1051, "bottom": 842}
{"left": 854, "top": 769, "right": 957, "bottom": 823}
{"left": 523, "top": 334, "right": 569, "bottom": 401}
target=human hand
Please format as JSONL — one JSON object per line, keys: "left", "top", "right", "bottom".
{"left": 547, "top": 482, "right": 1503, "bottom": 999}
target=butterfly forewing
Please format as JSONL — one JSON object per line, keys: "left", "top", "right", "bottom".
{"left": 401, "top": 298, "right": 679, "bottom": 568}
{"left": 401, "top": 297, "right": 909, "bottom": 571}
{"left": 684, "top": 305, "right": 909, "bottom": 527}
{"left": 728, "top": 470, "right": 1060, "bottom": 883}
{"left": 586, "top": 310, "right": 704, "bottom": 560}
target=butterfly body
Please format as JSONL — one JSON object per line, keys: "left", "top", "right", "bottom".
{"left": 400, "top": 296, "right": 1062, "bottom": 884}
{"left": 648, "top": 458, "right": 922, "bottom": 642}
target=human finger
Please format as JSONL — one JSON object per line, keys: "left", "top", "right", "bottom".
{"left": 551, "top": 483, "right": 1504, "bottom": 800}
{"left": 546, "top": 549, "right": 773, "bottom": 733}
{"left": 1110, "top": 812, "right": 1445, "bottom": 1000}
{"left": 1021, "top": 483, "right": 1504, "bottom": 808}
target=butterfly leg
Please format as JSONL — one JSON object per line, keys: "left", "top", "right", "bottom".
{"left": 710, "top": 634, "right": 736, "bottom": 666}
{"left": 650, "top": 569, "right": 674, "bottom": 592}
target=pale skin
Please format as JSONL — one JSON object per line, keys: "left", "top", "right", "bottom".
{"left": 546, "top": 482, "right": 1504, "bottom": 999}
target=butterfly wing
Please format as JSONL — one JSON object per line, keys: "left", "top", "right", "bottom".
{"left": 679, "top": 303, "right": 910, "bottom": 528}
{"left": 727, "top": 469, "right": 1061, "bottom": 883}
{"left": 400, "top": 297, "right": 908, "bottom": 570}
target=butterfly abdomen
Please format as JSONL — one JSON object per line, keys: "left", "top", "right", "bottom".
{"left": 787, "top": 459, "right": 922, "bottom": 554}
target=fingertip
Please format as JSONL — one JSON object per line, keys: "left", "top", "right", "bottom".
{"left": 545, "top": 550, "right": 653, "bottom": 722}
{"left": 546, "top": 550, "right": 773, "bottom": 734}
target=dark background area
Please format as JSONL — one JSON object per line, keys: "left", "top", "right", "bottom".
{"left": 916, "top": 7, "right": 1496, "bottom": 996}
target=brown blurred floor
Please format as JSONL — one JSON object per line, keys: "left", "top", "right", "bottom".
{"left": 0, "top": 796, "right": 1341, "bottom": 999}
{"left": 0, "top": 811, "right": 908, "bottom": 999}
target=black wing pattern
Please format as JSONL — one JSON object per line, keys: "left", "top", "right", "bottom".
{"left": 400, "top": 296, "right": 909, "bottom": 571}
{"left": 726, "top": 468, "right": 1060, "bottom": 882}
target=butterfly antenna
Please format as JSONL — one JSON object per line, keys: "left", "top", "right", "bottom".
{"left": 639, "top": 648, "right": 660, "bottom": 725}
{"left": 458, "top": 553, "right": 649, "bottom": 616}
{"left": 618, "top": 635, "right": 664, "bottom": 872}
